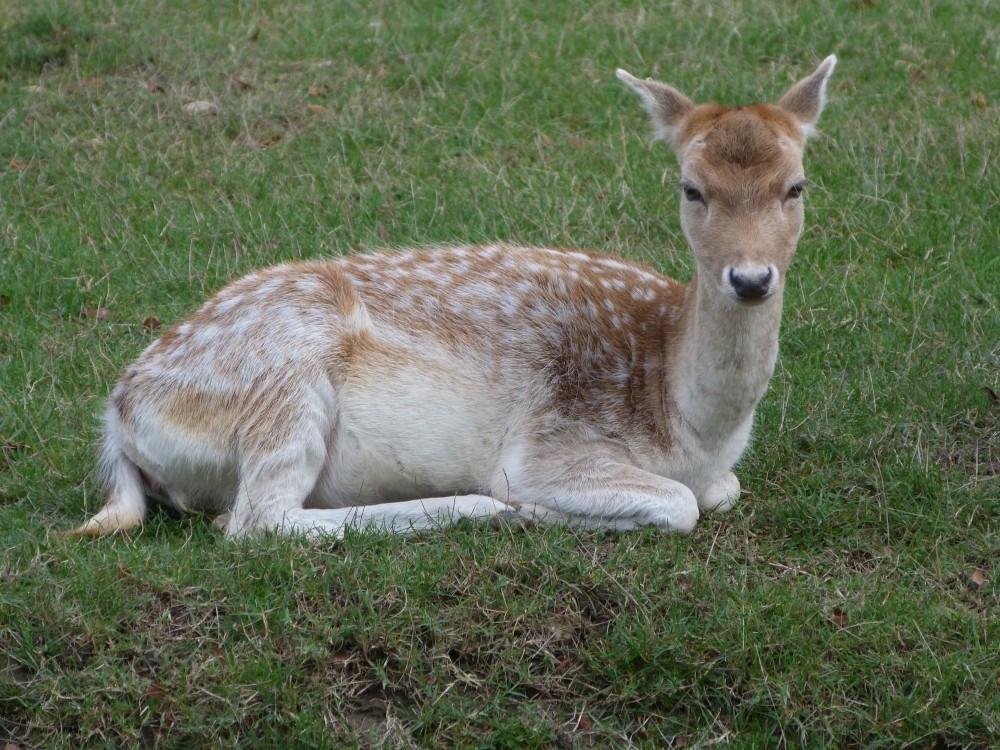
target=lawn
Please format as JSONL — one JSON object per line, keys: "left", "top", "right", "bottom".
{"left": 1, "top": 0, "right": 997, "bottom": 747}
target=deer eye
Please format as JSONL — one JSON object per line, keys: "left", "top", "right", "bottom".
{"left": 786, "top": 181, "right": 806, "bottom": 200}
{"left": 681, "top": 183, "right": 704, "bottom": 203}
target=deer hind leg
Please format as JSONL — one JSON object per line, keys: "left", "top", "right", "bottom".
{"left": 698, "top": 471, "right": 741, "bottom": 514}
{"left": 271, "top": 495, "right": 518, "bottom": 539}
{"left": 225, "top": 483, "right": 518, "bottom": 539}
{"left": 224, "top": 421, "right": 517, "bottom": 539}
{"left": 507, "top": 443, "right": 701, "bottom": 534}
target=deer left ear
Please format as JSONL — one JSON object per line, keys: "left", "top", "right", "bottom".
{"left": 777, "top": 55, "right": 837, "bottom": 139}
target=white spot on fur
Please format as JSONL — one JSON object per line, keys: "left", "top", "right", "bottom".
{"left": 166, "top": 342, "right": 190, "bottom": 360}
{"left": 467, "top": 281, "right": 499, "bottom": 299}
{"left": 295, "top": 278, "right": 322, "bottom": 294}
{"left": 215, "top": 295, "right": 246, "bottom": 315}
{"left": 262, "top": 279, "right": 285, "bottom": 296}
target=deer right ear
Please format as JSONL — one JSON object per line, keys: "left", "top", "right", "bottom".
{"left": 616, "top": 69, "right": 695, "bottom": 147}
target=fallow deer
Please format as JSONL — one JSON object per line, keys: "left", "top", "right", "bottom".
{"left": 71, "top": 55, "right": 837, "bottom": 539}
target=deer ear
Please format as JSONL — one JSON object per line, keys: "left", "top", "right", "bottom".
{"left": 616, "top": 69, "right": 695, "bottom": 147}
{"left": 777, "top": 55, "right": 837, "bottom": 138}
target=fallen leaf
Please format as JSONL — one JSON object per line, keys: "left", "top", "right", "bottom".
{"left": 910, "top": 68, "right": 925, "bottom": 81}
{"left": 8, "top": 159, "right": 27, "bottom": 170}
{"left": 830, "top": 607, "right": 849, "bottom": 628}
{"left": 80, "top": 76, "right": 103, "bottom": 87}
{"left": 182, "top": 100, "right": 219, "bottom": 115}
{"left": 329, "top": 650, "right": 353, "bottom": 665}
{"left": 971, "top": 92, "right": 986, "bottom": 109}
{"left": 81, "top": 307, "right": 113, "bottom": 321}
{"left": 146, "top": 80, "right": 166, "bottom": 94}
{"left": 969, "top": 569, "right": 986, "bottom": 589}
{"left": 671, "top": 736, "right": 690, "bottom": 748}
{"left": 576, "top": 712, "right": 592, "bottom": 731}
{"left": 83, "top": 235, "right": 95, "bottom": 246}
{"left": 538, "top": 133, "right": 554, "bottom": 147}
{"left": 306, "top": 103, "right": 328, "bottom": 114}
{"left": 377, "top": 223, "right": 391, "bottom": 242}
{"left": 229, "top": 76, "right": 252, "bottom": 91}
{"left": 256, "top": 134, "right": 282, "bottom": 148}
{"left": 307, "top": 85, "right": 328, "bottom": 97}
{"left": 144, "top": 684, "right": 168, "bottom": 700}
{"left": 2, "top": 439, "right": 29, "bottom": 453}
{"left": 142, "top": 316, "right": 161, "bottom": 333}
{"left": 984, "top": 386, "right": 999, "bottom": 408}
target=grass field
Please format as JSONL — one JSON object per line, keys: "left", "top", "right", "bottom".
{"left": 1, "top": 0, "right": 997, "bottom": 747}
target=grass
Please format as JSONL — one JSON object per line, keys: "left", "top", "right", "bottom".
{"left": 1, "top": 0, "right": 997, "bottom": 747}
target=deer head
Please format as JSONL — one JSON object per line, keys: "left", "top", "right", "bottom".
{"left": 617, "top": 56, "right": 837, "bottom": 306}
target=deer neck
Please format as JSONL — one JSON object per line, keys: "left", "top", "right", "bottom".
{"left": 667, "top": 269, "right": 783, "bottom": 443}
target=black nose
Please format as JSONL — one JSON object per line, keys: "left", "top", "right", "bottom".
{"left": 729, "top": 267, "right": 773, "bottom": 299}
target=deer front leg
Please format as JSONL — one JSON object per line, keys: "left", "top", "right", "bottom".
{"left": 698, "top": 471, "right": 741, "bottom": 514}
{"left": 505, "top": 444, "right": 700, "bottom": 534}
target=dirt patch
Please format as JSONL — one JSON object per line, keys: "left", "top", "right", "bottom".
{"left": 940, "top": 409, "right": 999, "bottom": 478}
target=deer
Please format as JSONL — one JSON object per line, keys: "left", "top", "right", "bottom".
{"left": 69, "top": 55, "right": 837, "bottom": 540}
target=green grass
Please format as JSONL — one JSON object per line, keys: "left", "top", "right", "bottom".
{"left": 1, "top": 0, "right": 997, "bottom": 747}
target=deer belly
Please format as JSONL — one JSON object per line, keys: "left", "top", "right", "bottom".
{"left": 309, "top": 373, "right": 511, "bottom": 507}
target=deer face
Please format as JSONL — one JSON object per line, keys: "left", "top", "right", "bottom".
{"left": 617, "top": 56, "right": 836, "bottom": 305}
{"left": 676, "top": 105, "right": 808, "bottom": 303}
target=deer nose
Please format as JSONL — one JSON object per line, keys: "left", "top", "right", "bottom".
{"left": 728, "top": 266, "right": 774, "bottom": 300}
